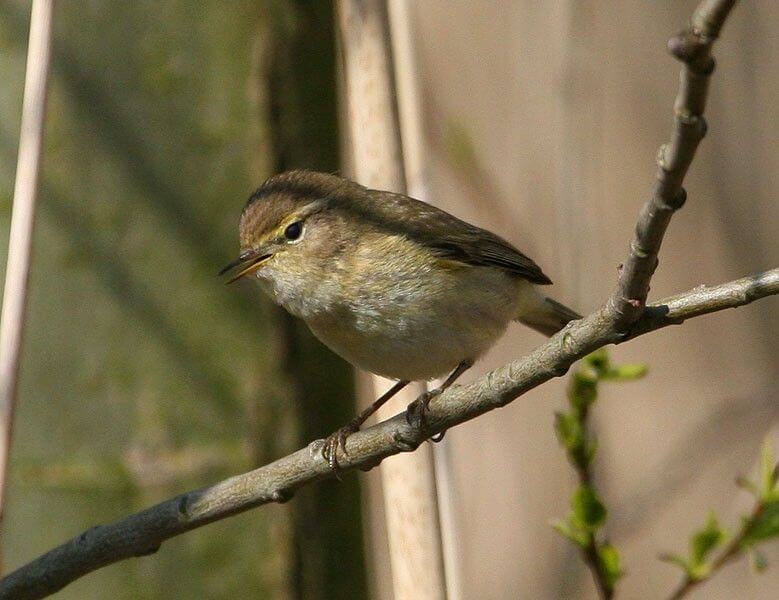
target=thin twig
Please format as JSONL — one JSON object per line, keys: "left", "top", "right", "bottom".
{"left": 582, "top": 540, "right": 611, "bottom": 600}
{"left": 609, "top": 0, "right": 738, "bottom": 329}
{"left": 0, "top": 0, "right": 55, "bottom": 536}
{"left": 668, "top": 500, "right": 765, "bottom": 600}
{"left": 584, "top": 0, "right": 739, "bottom": 589}
{"left": 0, "top": 268, "right": 776, "bottom": 600}
{"left": 387, "top": 0, "right": 463, "bottom": 597}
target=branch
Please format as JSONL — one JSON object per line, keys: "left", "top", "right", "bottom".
{"left": 1, "top": 268, "right": 776, "bottom": 599}
{"left": 609, "top": 0, "right": 738, "bottom": 328}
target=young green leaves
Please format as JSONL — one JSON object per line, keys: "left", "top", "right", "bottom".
{"left": 738, "top": 439, "right": 779, "bottom": 550}
{"left": 552, "top": 486, "right": 608, "bottom": 547}
{"left": 660, "top": 513, "right": 729, "bottom": 581}
{"left": 553, "top": 349, "right": 646, "bottom": 597}
{"left": 663, "top": 438, "right": 779, "bottom": 597}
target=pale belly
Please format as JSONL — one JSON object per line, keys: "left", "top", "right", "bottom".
{"left": 306, "top": 267, "right": 530, "bottom": 381}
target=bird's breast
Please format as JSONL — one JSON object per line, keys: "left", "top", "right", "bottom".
{"left": 304, "top": 237, "right": 524, "bottom": 380}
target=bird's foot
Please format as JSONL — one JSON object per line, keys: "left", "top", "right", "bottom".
{"left": 322, "top": 420, "right": 361, "bottom": 478}
{"left": 405, "top": 389, "right": 446, "bottom": 441}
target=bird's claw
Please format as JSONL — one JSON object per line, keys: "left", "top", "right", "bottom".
{"left": 322, "top": 421, "right": 360, "bottom": 478}
{"left": 405, "top": 389, "right": 445, "bottom": 441}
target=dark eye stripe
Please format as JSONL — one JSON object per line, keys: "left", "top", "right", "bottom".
{"left": 284, "top": 221, "right": 303, "bottom": 240}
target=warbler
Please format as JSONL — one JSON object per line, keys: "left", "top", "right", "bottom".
{"left": 220, "top": 170, "right": 580, "bottom": 469}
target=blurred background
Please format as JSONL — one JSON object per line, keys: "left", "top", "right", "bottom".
{"left": 0, "top": 1, "right": 776, "bottom": 599}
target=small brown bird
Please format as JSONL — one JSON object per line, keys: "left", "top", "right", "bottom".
{"left": 221, "top": 170, "right": 580, "bottom": 470}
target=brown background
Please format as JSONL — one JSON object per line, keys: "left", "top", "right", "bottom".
{"left": 364, "top": 1, "right": 778, "bottom": 598}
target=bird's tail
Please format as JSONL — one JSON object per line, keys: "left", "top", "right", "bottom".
{"left": 515, "top": 287, "right": 581, "bottom": 337}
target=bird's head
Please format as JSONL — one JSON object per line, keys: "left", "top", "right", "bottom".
{"left": 219, "top": 171, "right": 360, "bottom": 311}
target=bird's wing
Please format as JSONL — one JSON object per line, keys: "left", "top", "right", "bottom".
{"left": 359, "top": 190, "right": 553, "bottom": 285}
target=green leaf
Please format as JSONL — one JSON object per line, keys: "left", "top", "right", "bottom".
{"left": 659, "top": 552, "right": 693, "bottom": 576}
{"left": 598, "top": 543, "right": 623, "bottom": 588}
{"left": 741, "top": 499, "right": 779, "bottom": 546}
{"left": 691, "top": 513, "right": 727, "bottom": 566}
{"left": 736, "top": 476, "right": 760, "bottom": 497}
{"left": 568, "top": 373, "right": 597, "bottom": 413}
{"left": 688, "top": 562, "right": 713, "bottom": 581}
{"left": 659, "top": 553, "right": 710, "bottom": 581}
{"left": 759, "top": 439, "right": 777, "bottom": 501}
{"left": 572, "top": 486, "right": 607, "bottom": 531}
{"left": 603, "top": 363, "right": 648, "bottom": 381}
{"left": 551, "top": 518, "right": 588, "bottom": 548}
{"left": 554, "top": 412, "right": 582, "bottom": 450}
{"left": 584, "top": 349, "right": 611, "bottom": 376}
{"left": 554, "top": 412, "right": 595, "bottom": 470}
{"left": 585, "top": 437, "right": 599, "bottom": 465}
{"left": 749, "top": 548, "right": 768, "bottom": 573}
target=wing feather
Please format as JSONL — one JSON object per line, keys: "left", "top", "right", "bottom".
{"left": 341, "top": 188, "right": 553, "bottom": 285}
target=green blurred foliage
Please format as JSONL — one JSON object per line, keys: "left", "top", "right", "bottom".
{"left": 0, "top": 1, "right": 365, "bottom": 598}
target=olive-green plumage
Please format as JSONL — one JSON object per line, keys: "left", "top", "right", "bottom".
{"left": 222, "top": 170, "right": 580, "bottom": 465}
{"left": 225, "top": 170, "right": 579, "bottom": 381}
{"left": 241, "top": 170, "right": 552, "bottom": 284}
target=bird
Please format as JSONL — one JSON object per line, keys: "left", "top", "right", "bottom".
{"left": 220, "top": 170, "right": 580, "bottom": 471}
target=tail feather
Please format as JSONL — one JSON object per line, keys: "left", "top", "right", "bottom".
{"left": 516, "top": 296, "right": 581, "bottom": 337}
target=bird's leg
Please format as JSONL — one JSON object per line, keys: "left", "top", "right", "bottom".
{"left": 407, "top": 360, "right": 473, "bottom": 440}
{"left": 323, "top": 379, "right": 409, "bottom": 476}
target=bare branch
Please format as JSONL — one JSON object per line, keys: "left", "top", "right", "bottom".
{"left": 1, "top": 268, "right": 776, "bottom": 600}
{"left": 609, "top": 0, "right": 738, "bottom": 328}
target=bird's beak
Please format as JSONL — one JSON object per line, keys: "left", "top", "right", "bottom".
{"left": 218, "top": 250, "right": 273, "bottom": 284}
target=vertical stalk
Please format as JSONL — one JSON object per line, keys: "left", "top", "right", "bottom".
{"left": 336, "top": 1, "right": 447, "bottom": 598}
{"left": 386, "top": 2, "right": 462, "bottom": 599}
{"left": 0, "top": 0, "right": 55, "bottom": 545}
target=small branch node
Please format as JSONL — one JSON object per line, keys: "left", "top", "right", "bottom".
{"left": 392, "top": 429, "right": 420, "bottom": 452}
{"left": 673, "top": 187, "right": 688, "bottom": 209}
{"left": 560, "top": 329, "right": 578, "bottom": 355}
{"left": 658, "top": 188, "right": 688, "bottom": 212}
{"left": 667, "top": 31, "right": 707, "bottom": 63}
{"left": 271, "top": 489, "right": 293, "bottom": 504}
{"left": 699, "top": 55, "right": 716, "bottom": 75}
{"left": 176, "top": 495, "right": 190, "bottom": 521}
{"left": 77, "top": 526, "right": 101, "bottom": 546}
{"left": 551, "top": 363, "right": 571, "bottom": 378}
{"left": 679, "top": 113, "right": 709, "bottom": 140}
{"left": 656, "top": 143, "right": 670, "bottom": 169}
{"left": 667, "top": 30, "right": 716, "bottom": 74}
{"left": 625, "top": 298, "right": 643, "bottom": 309}
{"left": 630, "top": 241, "right": 650, "bottom": 259}
{"left": 308, "top": 439, "right": 326, "bottom": 458}
{"left": 690, "top": 55, "right": 716, "bottom": 76}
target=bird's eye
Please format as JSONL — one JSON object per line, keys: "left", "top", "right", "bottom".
{"left": 284, "top": 221, "right": 303, "bottom": 241}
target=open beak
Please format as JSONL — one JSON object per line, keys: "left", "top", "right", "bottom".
{"left": 218, "top": 250, "right": 272, "bottom": 284}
